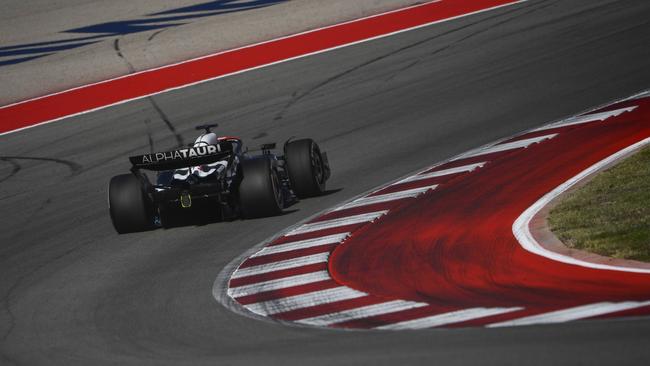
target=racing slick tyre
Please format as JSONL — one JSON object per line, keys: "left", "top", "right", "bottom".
{"left": 239, "top": 158, "right": 283, "bottom": 218}
{"left": 109, "top": 174, "right": 154, "bottom": 233}
{"left": 285, "top": 138, "right": 326, "bottom": 198}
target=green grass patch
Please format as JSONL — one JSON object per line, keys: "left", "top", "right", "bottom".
{"left": 548, "top": 146, "right": 650, "bottom": 262}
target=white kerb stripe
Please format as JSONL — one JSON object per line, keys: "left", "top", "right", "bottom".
{"left": 375, "top": 307, "right": 523, "bottom": 330}
{"left": 228, "top": 270, "right": 331, "bottom": 298}
{"left": 488, "top": 301, "right": 650, "bottom": 328}
{"left": 398, "top": 162, "right": 486, "bottom": 184}
{"left": 462, "top": 134, "right": 557, "bottom": 158}
{"left": 251, "top": 233, "right": 350, "bottom": 257}
{"left": 231, "top": 252, "right": 329, "bottom": 279}
{"left": 297, "top": 300, "right": 428, "bottom": 326}
{"left": 334, "top": 185, "right": 437, "bottom": 211}
{"left": 243, "top": 286, "right": 367, "bottom": 316}
{"left": 286, "top": 211, "right": 388, "bottom": 236}
{"left": 532, "top": 106, "right": 637, "bottom": 132}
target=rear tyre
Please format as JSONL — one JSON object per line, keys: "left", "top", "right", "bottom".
{"left": 108, "top": 174, "right": 154, "bottom": 233}
{"left": 239, "top": 158, "right": 283, "bottom": 218}
{"left": 285, "top": 138, "right": 326, "bottom": 198}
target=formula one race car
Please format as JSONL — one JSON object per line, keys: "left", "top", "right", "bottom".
{"left": 108, "top": 124, "right": 330, "bottom": 233}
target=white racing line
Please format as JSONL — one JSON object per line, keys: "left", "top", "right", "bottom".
{"left": 512, "top": 135, "right": 650, "bottom": 274}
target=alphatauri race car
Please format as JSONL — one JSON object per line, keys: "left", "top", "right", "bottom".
{"left": 108, "top": 124, "right": 330, "bottom": 233}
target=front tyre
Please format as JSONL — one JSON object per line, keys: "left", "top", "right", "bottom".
{"left": 108, "top": 174, "right": 154, "bottom": 233}
{"left": 285, "top": 138, "right": 326, "bottom": 198}
{"left": 239, "top": 158, "right": 283, "bottom": 219}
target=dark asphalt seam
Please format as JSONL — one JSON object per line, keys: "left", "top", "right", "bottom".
{"left": 113, "top": 38, "right": 136, "bottom": 73}
{"left": 0, "top": 156, "right": 82, "bottom": 177}
{"left": 382, "top": 0, "right": 560, "bottom": 82}
{"left": 144, "top": 118, "right": 155, "bottom": 153}
{"left": 274, "top": 2, "right": 554, "bottom": 143}
{"left": 0, "top": 158, "right": 21, "bottom": 183}
{"left": 147, "top": 97, "right": 185, "bottom": 148}
{"left": 148, "top": 29, "right": 166, "bottom": 42}
{"left": 114, "top": 38, "right": 185, "bottom": 148}
{"left": 272, "top": 0, "right": 547, "bottom": 122}
{"left": 521, "top": 0, "right": 631, "bottom": 35}
{"left": 469, "top": 11, "right": 650, "bottom": 87}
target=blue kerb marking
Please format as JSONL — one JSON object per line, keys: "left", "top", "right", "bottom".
{"left": 0, "top": 0, "right": 288, "bottom": 67}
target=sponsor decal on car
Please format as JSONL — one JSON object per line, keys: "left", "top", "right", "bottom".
{"left": 141, "top": 145, "right": 219, "bottom": 164}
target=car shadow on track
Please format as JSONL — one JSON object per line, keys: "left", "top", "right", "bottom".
{"left": 156, "top": 188, "right": 343, "bottom": 230}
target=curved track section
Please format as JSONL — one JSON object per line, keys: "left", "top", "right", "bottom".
{"left": 2, "top": 1, "right": 650, "bottom": 365}
{"left": 222, "top": 93, "right": 650, "bottom": 329}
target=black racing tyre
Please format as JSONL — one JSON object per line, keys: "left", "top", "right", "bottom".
{"left": 285, "top": 138, "right": 326, "bottom": 198}
{"left": 239, "top": 158, "right": 283, "bottom": 218}
{"left": 108, "top": 174, "right": 154, "bottom": 233}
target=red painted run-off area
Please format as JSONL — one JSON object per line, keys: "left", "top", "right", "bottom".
{"left": 330, "top": 96, "right": 650, "bottom": 327}
{"left": 0, "top": 0, "right": 521, "bottom": 135}
{"left": 226, "top": 96, "right": 650, "bottom": 330}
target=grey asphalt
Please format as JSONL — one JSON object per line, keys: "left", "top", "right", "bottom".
{"left": 2, "top": 0, "right": 650, "bottom": 365}
{"left": 0, "top": 0, "right": 415, "bottom": 104}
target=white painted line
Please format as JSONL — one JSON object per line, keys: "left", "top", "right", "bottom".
{"left": 512, "top": 136, "right": 650, "bottom": 273}
{"left": 462, "top": 134, "right": 557, "bottom": 158}
{"left": 334, "top": 185, "right": 438, "bottom": 211}
{"left": 231, "top": 252, "right": 330, "bottom": 279}
{"left": 397, "top": 162, "right": 487, "bottom": 184}
{"left": 297, "top": 300, "right": 429, "bottom": 326}
{"left": 243, "top": 286, "right": 367, "bottom": 316}
{"left": 286, "top": 211, "right": 388, "bottom": 236}
{"left": 532, "top": 106, "right": 638, "bottom": 132}
{"left": 1, "top": 1, "right": 443, "bottom": 110}
{"left": 375, "top": 307, "right": 523, "bottom": 330}
{"left": 0, "top": 0, "right": 529, "bottom": 138}
{"left": 228, "top": 270, "right": 332, "bottom": 298}
{"left": 629, "top": 90, "right": 650, "bottom": 101}
{"left": 488, "top": 301, "right": 650, "bottom": 327}
{"left": 250, "top": 233, "right": 350, "bottom": 258}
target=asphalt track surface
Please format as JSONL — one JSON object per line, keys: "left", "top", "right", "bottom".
{"left": 1, "top": 0, "right": 650, "bottom": 365}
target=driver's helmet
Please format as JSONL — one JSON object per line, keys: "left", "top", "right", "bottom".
{"left": 182, "top": 132, "right": 226, "bottom": 178}
{"left": 194, "top": 132, "right": 218, "bottom": 147}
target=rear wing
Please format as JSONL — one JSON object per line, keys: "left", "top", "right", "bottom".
{"left": 129, "top": 143, "right": 232, "bottom": 171}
